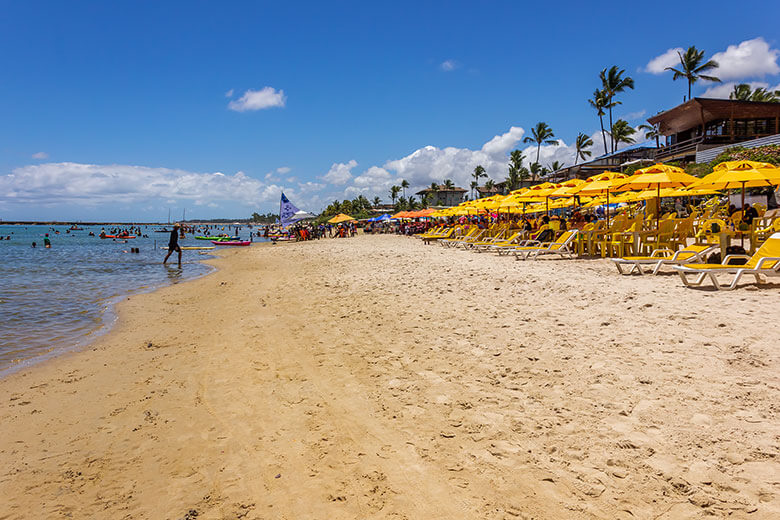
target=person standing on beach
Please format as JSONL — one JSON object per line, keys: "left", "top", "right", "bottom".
{"left": 163, "top": 223, "right": 182, "bottom": 267}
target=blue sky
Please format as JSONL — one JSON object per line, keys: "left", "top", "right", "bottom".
{"left": 1, "top": 1, "right": 779, "bottom": 220}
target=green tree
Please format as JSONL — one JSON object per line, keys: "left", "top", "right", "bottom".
{"left": 599, "top": 66, "right": 634, "bottom": 152}
{"left": 443, "top": 179, "right": 455, "bottom": 189}
{"left": 484, "top": 179, "right": 495, "bottom": 191}
{"left": 401, "top": 179, "right": 409, "bottom": 199}
{"left": 529, "top": 162, "right": 543, "bottom": 181}
{"left": 389, "top": 185, "right": 400, "bottom": 205}
{"left": 523, "top": 122, "right": 558, "bottom": 168}
{"left": 588, "top": 89, "right": 611, "bottom": 155}
{"left": 610, "top": 119, "right": 636, "bottom": 147}
{"left": 504, "top": 149, "right": 525, "bottom": 192}
{"left": 472, "top": 165, "right": 486, "bottom": 193}
{"left": 396, "top": 196, "right": 408, "bottom": 211}
{"left": 574, "top": 132, "right": 593, "bottom": 165}
{"left": 372, "top": 196, "right": 381, "bottom": 207}
{"left": 638, "top": 124, "right": 661, "bottom": 148}
{"left": 408, "top": 196, "right": 418, "bottom": 210}
{"left": 729, "top": 83, "right": 780, "bottom": 102}
{"left": 665, "top": 46, "right": 720, "bottom": 100}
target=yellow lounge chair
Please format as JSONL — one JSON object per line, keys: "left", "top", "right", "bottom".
{"left": 440, "top": 227, "right": 480, "bottom": 247}
{"left": 421, "top": 227, "right": 456, "bottom": 244}
{"left": 611, "top": 244, "right": 718, "bottom": 275}
{"left": 674, "top": 232, "right": 780, "bottom": 290}
{"left": 512, "top": 230, "right": 579, "bottom": 260}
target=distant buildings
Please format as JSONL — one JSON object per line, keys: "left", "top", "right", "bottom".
{"left": 415, "top": 185, "right": 467, "bottom": 206}
{"left": 648, "top": 98, "right": 780, "bottom": 162}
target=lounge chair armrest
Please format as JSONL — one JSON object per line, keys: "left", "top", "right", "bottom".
{"left": 755, "top": 257, "right": 780, "bottom": 269}
{"left": 651, "top": 248, "right": 673, "bottom": 258}
{"left": 722, "top": 254, "right": 751, "bottom": 265}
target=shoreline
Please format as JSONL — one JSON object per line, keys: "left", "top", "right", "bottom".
{"left": 0, "top": 248, "right": 220, "bottom": 379}
{"left": 1, "top": 235, "right": 777, "bottom": 519}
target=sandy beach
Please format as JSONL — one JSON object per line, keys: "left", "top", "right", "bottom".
{"left": 1, "top": 234, "right": 778, "bottom": 519}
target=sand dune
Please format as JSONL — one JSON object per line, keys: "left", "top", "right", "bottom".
{"left": 1, "top": 234, "right": 778, "bottom": 519}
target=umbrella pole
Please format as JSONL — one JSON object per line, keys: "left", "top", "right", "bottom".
{"left": 741, "top": 182, "right": 746, "bottom": 247}
{"left": 546, "top": 197, "right": 549, "bottom": 217}
{"left": 657, "top": 184, "right": 660, "bottom": 230}
{"left": 606, "top": 191, "right": 609, "bottom": 227}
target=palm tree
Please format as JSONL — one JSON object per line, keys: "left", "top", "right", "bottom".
{"left": 372, "top": 196, "right": 381, "bottom": 207}
{"left": 638, "top": 124, "right": 661, "bottom": 148}
{"left": 599, "top": 66, "right": 635, "bottom": 153}
{"left": 401, "top": 179, "right": 409, "bottom": 199}
{"left": 443, "top": 179, "right": 455, "bottom": 189}
{"left": 523, "top": 122, "right": 558, "bottom": 167}
{"left": 729, "top": 83, "right": 780, "bottom": 102}
{"left": 396, "top": 196, "right": 407, "bottom": 210}
{"left": 484, "top": 179, "right": 495, "bottom": 192}
{"left": 472, "top": 165, "right": 486, "bottom": 189}
{"left": 408, "top": 196, "right": 418, "bottom": 210}
{"left": 574, "top": 132, "right": 593, "bottom": 165}
{"left": 529, "top": 162, "right": 543, "bottom": 181}
{"left": 610, "top": 119, "right": 636, "bottom": 148}
{"left": 389, "top": 185, "right": 400, "bottom": 205}
{"left": 665, "top": 46, "right": 720, "bottom": 100}
{"left": 588, "top": 89, "right": 610, "bottom": 155}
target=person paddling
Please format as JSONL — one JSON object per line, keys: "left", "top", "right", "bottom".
{"left": 163, "top": 223, "right": 182, "bottom": 267}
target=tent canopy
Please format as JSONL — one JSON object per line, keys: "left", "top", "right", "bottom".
{"left": 328, "top": 213, "right": 356, "bottom": 224}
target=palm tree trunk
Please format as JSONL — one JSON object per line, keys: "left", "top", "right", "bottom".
{"left": 599, "top": 116, "right": 608, "bottom": 155}
{"left": 688, "top": 80, "right": 691, "bottom": 101}
{"left": 536, "top": 143, "right": 541, "bottom": 167}
{"left": 608, "top": 98, "right": 614, "bottom": 153}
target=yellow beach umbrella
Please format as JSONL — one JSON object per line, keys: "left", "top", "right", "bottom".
{"left": 572, "top": 171, "right": 628, "bottom": 225}
{"left": 614, "top": 164, "right": 699, "bottom": 227}
{"left": 328, "top": 213, "right": 356, "bottom": 224}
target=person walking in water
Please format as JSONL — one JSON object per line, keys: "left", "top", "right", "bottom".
{"left": 163, "top": 223, "right": 182, "bottom": 267}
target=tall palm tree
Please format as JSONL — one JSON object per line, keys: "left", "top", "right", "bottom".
{"left": 574, "top": 132, "right": 593, "bottom": 165}
{"left": 599, "top": 66, "right": 635, "bottom": 153}
{"left": 523, "top": 122, "right": 558, "bottom": 167}
{"left": 505, "top": 150, "right": 525, "bottom": 192}
{"left": 665, "top": 46, "right": 720, "bottom": 100}
{"left": 472, "top": 165, "right": 486, "bottom": 193}
{"left": 372, "top": 196, "right": 381, "bottom": 207}
{"left": 610, "top": 119, "right": 636, "bottom": 148}
{"left": 443, "top": 179, "right": 455, "bottom": 189}
{"left": 389, "top": 185, "right": 401, "bottom": 205}
{"left": 401, "top": 179, "right": 409, "bottom": 199}
{"left": 588, "top": 89, "right": 609, "bottom": 155}
{"left": 729, "top": 83, "right": 780, "bottom": 102}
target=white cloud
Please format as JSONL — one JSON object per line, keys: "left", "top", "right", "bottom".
{"left": 227, "top": 87, "right": 286, "bottom": 112}
{"left": 620, "top": 110, "right": 647, "bottom": 121}
{"left": 0, "top": 162, "right": 282, "bottom": 208}
{"left": 276, "top": 166, "right": 291, "bottom": 174}
{"left": 440, "top": 60, "right": 458, "bottom": 71}
{"left": 481, "top": 126, "right": 525, "bottom": 156}
{"left": 712, "top": 38, "right": 780, "bottom": 80}
{"left": 31, "top": 152, "right": 49, "bottom": 160}
{"left": 701, "top": 80, "right": 780, "bottom": 99}
{"left": 322, "top": 160, "right": 357, "bottom": 185}
{"left": 225, "top": 89, "right": 234, "bottom": 98}
{"left": 645, "top": 47, "right": 684, "bottom": 74}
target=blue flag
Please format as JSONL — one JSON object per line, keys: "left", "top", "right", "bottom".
{"left": 279, "top": 192, "right": 300, "bottom": 227}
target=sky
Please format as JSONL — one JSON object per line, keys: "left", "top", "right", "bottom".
{"left": 1, "top": 0, "right": 779, "bottom": 221}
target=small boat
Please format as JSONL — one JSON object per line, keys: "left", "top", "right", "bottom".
{"left": 100, "top": 235, "right": 136, "bottom": 239}
{"left": 154, "top": 229, "right": 170, "bottom": 233}
{"left": 211, "top": 240, "right": 251, "bottom": 246}
{"left": 195, "top": 235, "right": 239, "bottom": 241}
{"left": 69, "top": 225, "right": 83, "bottom": 231}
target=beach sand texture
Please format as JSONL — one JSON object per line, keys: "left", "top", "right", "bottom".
{"left": 1, "top": 234, "right": 778, "bottom": 519}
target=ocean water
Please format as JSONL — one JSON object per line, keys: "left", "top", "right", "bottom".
{"left": 0, "top": 224, "right": 255, "bottom": 376}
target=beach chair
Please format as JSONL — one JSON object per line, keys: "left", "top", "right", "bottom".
{"left": 513, "top": 230, "right": 579, "bottom": 260}
{"left": 611, "top": 244, "right": 718, "bottom": 275}
{"left": 441, "top": 227, "right": 480, "bottom": 247}
{"left": 421, "top": 227, "right": 456, "bottom": 244}
{"left": 674, "top": 232, "right": 780, "bottom": 290}
{"left": 473, "top": 231, "right": 523, "bottom": 252}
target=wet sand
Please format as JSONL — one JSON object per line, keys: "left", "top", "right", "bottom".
{"left": 1, "top": 234, "right": 778, "bottom": 519}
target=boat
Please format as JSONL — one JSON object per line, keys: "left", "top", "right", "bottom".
{"left": 154, "top": 228, "right": 170, "bottom": 233}
{"left": 211, "top": 240, "right": 251, "bottom": 246}
{"left": 100, "top": 235, "right": 136, "bottom": 239}
{"left": 195, "top": 235, "right": 239, "bottom": 241}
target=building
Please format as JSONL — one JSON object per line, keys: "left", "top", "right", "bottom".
{"left": 476, "top": 185, "right": 502, "bottom": 198}
{"left": 648, "top": 98, "right": 780, "bottom": 162}
{"left": 415, "top": 185, "right": 467, "bottom": 206}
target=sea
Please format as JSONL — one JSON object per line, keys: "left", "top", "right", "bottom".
{"left": 0, "top": 224, "right": 259, "bottom": 376}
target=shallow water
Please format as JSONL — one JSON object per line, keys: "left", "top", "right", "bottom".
{"left": 0, "top": 224, "right": 261, "bottom": 375}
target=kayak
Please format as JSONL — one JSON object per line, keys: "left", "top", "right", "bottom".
{"left": 196, "top": 235, "right": 239, "bottom": 241}
{"left": 211, "top": 240, "right": 251, "bottom": 246}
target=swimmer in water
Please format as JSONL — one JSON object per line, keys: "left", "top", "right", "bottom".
{"left": 44, "top": 234, "right": 51, "bottom": 248}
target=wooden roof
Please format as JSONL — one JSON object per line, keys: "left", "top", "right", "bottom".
{"left": 647, "top": 98, "right": 780, "bottom": 135}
